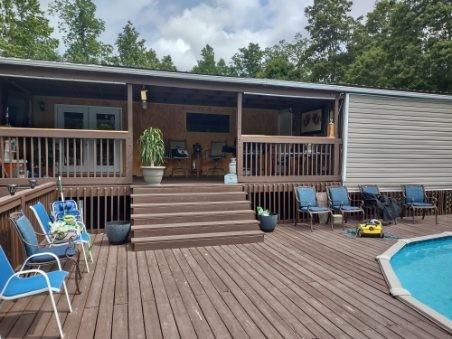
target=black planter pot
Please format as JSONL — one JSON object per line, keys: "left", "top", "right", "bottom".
{"left": 106, "top": 220, "right": 131, "bottom": 245}
{"left": 259, "top": 213, "right": 278, "bottom": 232}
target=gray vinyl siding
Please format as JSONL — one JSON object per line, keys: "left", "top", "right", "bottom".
{"left": 345, "top": 94, "right": 452, "bottom": 190}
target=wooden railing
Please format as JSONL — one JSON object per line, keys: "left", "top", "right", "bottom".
{"left": 0, "top": 182, "right": 57, "bottom": 267}
{"left": 238, "top": 135, "right": 342, "bottom": 183}
{"left": 0, "top": 127, "right": 129, "bottom": 185}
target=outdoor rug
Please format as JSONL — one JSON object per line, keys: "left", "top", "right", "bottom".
{"left": 342, "top": 227, "right": 400, "bottom": 239}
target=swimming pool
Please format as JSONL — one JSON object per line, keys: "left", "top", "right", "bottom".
{"left": 377, "top": 232, "right": 452, "bottom": 333}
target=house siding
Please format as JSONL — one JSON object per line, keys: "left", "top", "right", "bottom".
{"left": 345, "top": 94, "right": 452, "bottom": 190}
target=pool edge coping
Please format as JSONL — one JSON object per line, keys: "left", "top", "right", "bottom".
{"left": 376, "top": 231, "right": 452, "bottom": 334}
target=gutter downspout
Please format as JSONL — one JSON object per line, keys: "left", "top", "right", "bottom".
{"left": 341, "top": 93, "right": 350, "bottom": 184}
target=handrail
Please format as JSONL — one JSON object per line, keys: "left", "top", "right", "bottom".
{"left": 0, "top": 182, "right": 56, "bottom": 214}
{"left": 240, "top": 134, "right": 342, "bottom": 144}
{"left": 0, "top": 127, "right": 129, "bottom": 140}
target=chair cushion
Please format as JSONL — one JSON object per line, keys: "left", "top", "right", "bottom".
{"left": 2, "top": 270, "right": 68, "bottom": 297}
{"left": 404, "top": 185, "right": 425, "bottom": 204}
{"left": 302, "top": 206, "right": 330, "bottom": 213}
{"left": 296, "top": 187, "right": 317, "bottom": 208}
{"left": 329, "top": 187, "right": 350, "bottom": 207}
{"left": 13, "top": 215, "right": 40, "bottom": 256}
{"left": 361, "top": 185, "right": 379, "bottom": 196}
{"left": 409, "top": 202, "right": 435, "bottom": 208}
{"left": 29, "top": 246, "right": 77, "bottom": 264}
{"left": 340, "top": 205, "right": 362, "bottom": 212}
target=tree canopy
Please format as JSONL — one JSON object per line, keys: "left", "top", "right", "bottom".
{"left": 50, "top": 0, "right": 112, "bottom": 64}
{"left": 0, "top": 0, "right": 59, "bottom": 60}
{"left": 0, "top": 0, "right": 450, "bottom": 92}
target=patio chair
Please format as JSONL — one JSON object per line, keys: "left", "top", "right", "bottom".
{"left": 294, "top": 186, "right": 333, "bottom": 231}
{"left": 327, "top": 186, "right": 364, "bottom": 227}
{"left": 31, "top": 202, "right": 91, "bottom": 272}
{"left": 359, "top": 185, "right": 380, "bottom": 219}
{"left": 0, "top": 246, "right": 72, "bottom": 338}
{"left": 207, "top": 141, "right": 226, "bottom": 176}
{"left": 168, "top": 140, "right": 190, "bottom": 176}
{"left": 402, "top": 184, "right": 438, "bottom": 224}
{"left": 9, "top": 211, "right": 81, "bottom": 294}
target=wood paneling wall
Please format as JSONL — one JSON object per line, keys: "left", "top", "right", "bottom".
{"left": 32, "top": 96, "right": 279, "bottom": 176}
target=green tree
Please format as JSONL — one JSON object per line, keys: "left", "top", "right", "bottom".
{"left": 159, "top": 55, "right": 177, "bottom": 71}
{"left": 114, "top": 21, "right": 160, "bottom": 69}
{"left": 260, "top": 35, "right": 311, "bottom": 81}
{"left": 50, "top": 0, "right": 112, "bottom": 64}
{"left": 191, "top": 44, "right": 226, "bottom": 75}
{"left": 345, "top": 0, "right": 451, "bottom": 92}
{"left": 0, "top": 0, "right": 59, "bottom": 60}
{"left": 305, "top": 0, "right": 356, "bottom": 83}
{"left": 230, "top": 43, "right": 264, "bottom": 78}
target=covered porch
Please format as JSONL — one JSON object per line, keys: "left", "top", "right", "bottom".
{"left": 0, "top": 73, "right": 343, "bottom": 187}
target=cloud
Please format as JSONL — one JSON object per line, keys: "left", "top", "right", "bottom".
{"left": 39, "top": 0, "right": 376, "bottom": 71}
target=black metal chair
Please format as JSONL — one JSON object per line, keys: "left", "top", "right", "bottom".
{"left": 207, "top": 141, "right": 226, "bottom": 176}
{"left": 167, "top": 140, "right": 190, "bottom": 177}
{"left": 402, "top": 184, "right": 438, "bottom": 224}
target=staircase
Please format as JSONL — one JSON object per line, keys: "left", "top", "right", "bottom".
{"left": 130, "top": 184, "right": 264, "bottom": 251}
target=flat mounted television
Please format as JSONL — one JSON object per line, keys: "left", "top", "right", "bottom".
{"left": 186, "top": 112, "right": 230, "bottom": 133}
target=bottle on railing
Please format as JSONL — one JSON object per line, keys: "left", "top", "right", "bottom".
{"left": 328, "top": 119, "right": 335, "bottom": 138}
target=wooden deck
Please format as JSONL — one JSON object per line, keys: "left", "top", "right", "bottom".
{"left": 1, "top": 216, "right": 451, "bottom": 338}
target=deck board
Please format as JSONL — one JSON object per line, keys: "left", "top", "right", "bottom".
{"left": 1, "top": 216, "right": 452, "bottom": 338}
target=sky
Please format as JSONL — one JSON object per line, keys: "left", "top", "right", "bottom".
{"left": 39, "top": 0, "right": 376, "bottom": 71}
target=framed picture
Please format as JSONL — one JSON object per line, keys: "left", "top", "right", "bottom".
{"left": 301, "top": 109, "right": 322, "bottom": 134}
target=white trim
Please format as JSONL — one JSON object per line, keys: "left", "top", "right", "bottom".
{"left": 376, "top": 232, "right": 452, "bottom": 333}
{"left": 341, "top": 93, "right": 350, "bottom": 184}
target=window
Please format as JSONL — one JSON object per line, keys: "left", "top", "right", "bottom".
{"left": 186, "top": 112, "right": 230, "bottom": 133}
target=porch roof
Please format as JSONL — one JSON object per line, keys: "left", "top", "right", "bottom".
{"left": 1, "top": 57, "right": 451, "bottom": 101}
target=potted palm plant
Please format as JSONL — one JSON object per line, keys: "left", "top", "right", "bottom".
{"left": 139, "top": 127, "right": 165, "bottom": 185}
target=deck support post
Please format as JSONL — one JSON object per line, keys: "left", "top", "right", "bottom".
{"left": 126, "top": 83, "right": 134, "bottom": 183}
{"left": 333, "top": 94, "right": 340, "bottom": 177}
{"left": 236, "top": 92, "right": 243, "bottom": 182}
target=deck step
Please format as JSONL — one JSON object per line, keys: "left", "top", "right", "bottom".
{"left": 132, "top": 219, "right": 260, "bottom": 237}
{"left": 131, "top": 230, "right": 264, "bottom": 251}
{"left": 131, "top": 200, "right": 251, "bottom": 214}
{"left": 132, "top": 210, "right": 256, "bottom": 225}
{"left": 132, "top": 184, "right": 243, "bottom": 194}
{"left": 131, "top": 191, "right": 247, "bottom": 203}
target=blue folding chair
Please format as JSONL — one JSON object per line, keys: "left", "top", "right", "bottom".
{"left": 327, "top": 186, "right": 364, "bottom": 227}
{"left": 10, "top": 211, "right": 81, "bottom": 294}
{"left": 402, "top": 184, "right": 438, "bottom": 224}
{"left": 0, "top": 246, "right": 72, "bottom": 338}
{"left": 294, "top": 186, "right": 333, "bottom": 231}
{"left": 30, "top": 202, "right": 91, "bottom": 272}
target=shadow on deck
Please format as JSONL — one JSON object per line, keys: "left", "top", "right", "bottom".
{"left": 1, "top": 216, "right": 451, "bottom": 338}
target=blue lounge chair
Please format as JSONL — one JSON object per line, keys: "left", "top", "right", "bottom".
{"left": 359, "top": 185, "right": 380, "bottom": 219}
{"left": 30, "top": 202, "right": 91, "bottom": 273}
{"left": 0, "top": 246, "right": 72, "bottom": 338}
{"left": 10, "top": 211, "right": 81, "bottom": 294}
{"left": 327, "top": 186, "right": 364, "bottom": 227}
{"left": 402, "top": 184, "right": 438, "bottom": 224}
{"left": 294, "top": 186, "right": 333, "bottom": 231}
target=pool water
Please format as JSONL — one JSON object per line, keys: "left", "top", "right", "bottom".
{"left": 391, "top": 236, "right": 452, "bottom": 320}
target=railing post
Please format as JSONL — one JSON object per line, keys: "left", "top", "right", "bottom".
{"left": 236, "top": 92, "right": 243, "bottom": 182}
{"left": 333, "top": 95, "right": 341, "bottom": 176}
{"left": 126, "top": 84, "right": 134, "bottom": 183}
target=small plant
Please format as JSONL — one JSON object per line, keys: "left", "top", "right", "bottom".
{"left": 256, "top": 206, "right": 271, "bottom": 216}
{"left": 139, "top": 127, "right": 165, "bottom": 167}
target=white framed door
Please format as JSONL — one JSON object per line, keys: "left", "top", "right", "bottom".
{"left": 55, "top": 104, "right": 122, "bottom": 174}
